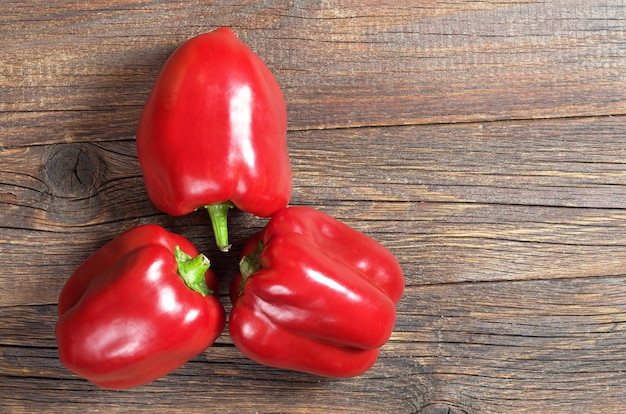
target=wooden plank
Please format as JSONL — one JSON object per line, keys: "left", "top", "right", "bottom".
{"left": 3, "top": 276, "right": 626, "bottom": 413}
{"left": 1, "top": 0, "right": 625, "bottom": 140}
{"left": 2, "top": 116, "right": 626, "bottom": 307}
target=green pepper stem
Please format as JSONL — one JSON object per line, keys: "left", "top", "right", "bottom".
{"left": 205, "top": 201, "right": 234, "bottom": 252}
{"left": 239, "top": 241, "right": 264, "bottom": 282}
{"left": 174, "top": 245, "right": 212, "bottom": 296}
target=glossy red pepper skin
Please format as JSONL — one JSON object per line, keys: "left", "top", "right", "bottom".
{"left": 229, "top": 206, "right": 404, "bottom": 377}
{"left": 136, "top": 27, "right": 291, "bottom": 252}
{"left": 55, "top": 224, "right": 226, "bottom": 389}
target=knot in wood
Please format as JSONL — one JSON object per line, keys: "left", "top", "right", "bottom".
{"left": 418, "top": 404, "right": 469, "bottom": 414}
{"left": 44, "top": 144, "right": 100, "bottom": 198}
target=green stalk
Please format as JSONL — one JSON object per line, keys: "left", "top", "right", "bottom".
{"left": 237, "top": 241, "right": 264, "bottom": 297}
{"left": 205, "top": 201, "right": 234, "bottom": 252}
{"left": 174, "top": 245, "right": 212, "bottom": 296}
{"left": 239, "top": 241, "right": 264, "bottom": 281}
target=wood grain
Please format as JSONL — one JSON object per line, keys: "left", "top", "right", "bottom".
{"left": 2, "top": 1, "right": 626, "bottom": 413}
{"left": 2, "top": 0, "right": 626, "bottom": 141}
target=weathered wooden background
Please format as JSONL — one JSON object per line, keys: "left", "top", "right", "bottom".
{"left": 2, "top": 1, "right": 626, "bottom": 413}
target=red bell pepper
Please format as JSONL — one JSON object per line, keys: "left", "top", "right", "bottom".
{"left": 136, "top": 27, "right": 291, "bottom": 252}
{"left": 55, "top": 224, "right": 226, "bottom": 389}
{"left": 228, "top": 206, "right": 404, "bottom": 377}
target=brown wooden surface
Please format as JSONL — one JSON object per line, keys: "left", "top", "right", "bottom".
{"left": 2, "top": 1, "right": 626, "bottom": 413}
